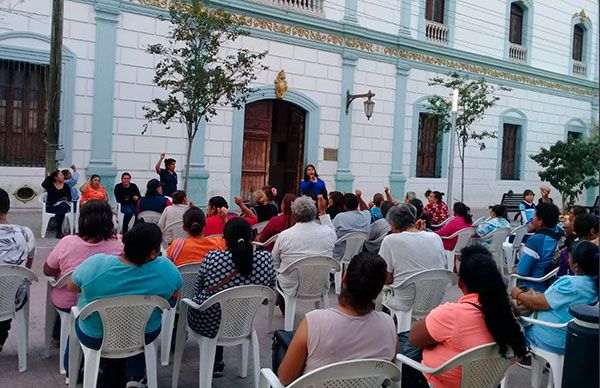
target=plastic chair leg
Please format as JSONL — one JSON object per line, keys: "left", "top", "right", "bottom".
{"left": 171, "top": 320, "right": 188, "bottom": 388}
{"left": 68, "top": 331, "right": 82, "bottom": 388}
{"left": 144, "top": 341, "right": 159, "bottom": 388}
{"left": 267, "top": 301, "right": 274, "bottom": 334}
{"left": 44, "top": 288, "right": 56, "bottom": 358}
{"left": 58, "top": 311, "right": 71, "bottom": 374}
{"left": 251, "top": 330, "right": 260, "bottom": 388}
{"left": 239, "top": 341, "right": 249, "bottom": 378}
{"left": 41, "top": 214, "right": 49, "bottom": 238}
{"left": 548, "top": 357, "right": 564, "bottom": 388}
{"left": 198, "top": 338, "right": 217, "bottom": 388}
{"left": 322, "top": 293, "right": 330, "bottom": 309}
{"left": 81, "top": 346, "right": 101, "bottom": 388}
{"left": 334, "top": 267, "right": 343, "bottom": 295}
{"left": 283, "top": 295, "right": 296, "bottom": 331}
{"left": 531, "top": 354, "right": 544, "bottom": 388}
{"left": 161, "top": 308, "right": 176, "bottom": 366}
{"left": 15, "top": 308, "right": 27, "bottom": 372}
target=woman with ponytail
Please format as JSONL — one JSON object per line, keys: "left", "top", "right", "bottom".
{"left": 188, "top": 217, "right": 276, "bottom": 378}
{"left": 511, "top": 240, "right": 599, "bottom": 355}
{"left": 277, "top": 252, "right": 397, "bottom": 385}
{"left": 408, "top": 245, "right": 527, "bottom": 388}
{"left": 435, "top": 201, "right": 473, "bottom": 250}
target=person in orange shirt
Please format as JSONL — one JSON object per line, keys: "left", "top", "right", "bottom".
{"left": 79, "top": 175, "right": 108, "bottom": 206}
{"left": 166, "top": 206, "right": 226, "bottom": 266}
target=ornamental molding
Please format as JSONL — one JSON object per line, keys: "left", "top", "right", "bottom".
{"left": 126, "top": 0, "right": 597, "bottom": 98}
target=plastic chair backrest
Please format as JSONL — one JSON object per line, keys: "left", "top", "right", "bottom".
{"left": 279, "top": 256, "right": 341, "bottom": 298}
{"left": 77, "top": 295, "right": 170, "bottom": 357}
{"left": 452, "top": 343, "right": 514, "bottom": 388}
{"left": 163, "top": 220, "right": 186, "bottom": 241}
{"left": 137, "top": 210, "right": 162, "bottom": 224}
{"left": 39, "top": 192, "right": 48, "bottom": 206}
{"left": 0, "top": 265, "right": 38, "bottom": 321}
{"left": 396, "top": 269, "right": 456, "bottom": 320}
{"left": 287, "top": 359, "right": 401, "bottom": 388}
{"left": 183, "top": 285, "right": 275, "bottom": 341}
{"left": 252, "top": 233, "right": 279, "bottom": 249}
{"left": 176, "top": 263, "right": 202, "bottom": 301}
{"left": 49, "top": 270, "right": 73, "bottom": 289}
{"left": 432, "top": 216, "right": 454, "bottom": 229}
{"left": 336, "top": 231, "right": 369, "bottom": 263}
{"left": 253, "top": 221, "right": 269, "bottom": 234}
{"left": 447, "top": 227, "right": 474, "bottom": 254}
{"left": 480, "top": 227, "right": 511, "bottom": 253}
{"left": 510, "top": 224, "right": 529, "bottom": 249}
{"left": 472, "top": 216, "right": 487, "bottom": 228}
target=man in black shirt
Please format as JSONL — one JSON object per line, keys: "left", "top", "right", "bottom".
{"left": 114, "top": 172, "right": 141, "bottom": 233}
{"left": 155, "top": 153, "right": 177, "bottom": 197}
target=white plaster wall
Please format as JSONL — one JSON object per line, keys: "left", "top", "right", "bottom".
{"left": 356, "top": 0, "right": 400, "bottom": 35}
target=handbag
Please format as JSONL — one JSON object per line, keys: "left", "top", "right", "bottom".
{"left": 272, "top": 330, "right": 295, "bottom": 375}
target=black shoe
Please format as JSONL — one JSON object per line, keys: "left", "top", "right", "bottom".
{"left": 213, "top": 361, "right": 225, "bottom": 378}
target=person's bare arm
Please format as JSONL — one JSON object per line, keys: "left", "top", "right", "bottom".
{"left": 510, "top": 287, "right": 552, "bottom": 311}
{"left": 385, "top": 271, "right": 393, "bottom": 285}
{"left": 278, "top": 318, "right": 309, "bottom": 385}
{"left": 155, "top": 153, "right": 165, "bottom": 174}
{"left": 355, "top": 189, "right": 368, "bottom": 211}
{"left": 408, "top": 318, "right": 437, "bottom": 348}
{"left": 43, "top": 263, "right": 60, "bottom": 277}
{"left": 66, "top": 278, "right": 81, "bottom": 293}
{"left": 235, "top": 196, "right": 256, "bottom": 220}
{"left": 80, "top": 177, "right": 90, "bottom": 193}
{"left": 384, "top": 186, "right": 393, "bottom": 202}
{"left": 218, "top": 207, "right": 229, "bottom": 226}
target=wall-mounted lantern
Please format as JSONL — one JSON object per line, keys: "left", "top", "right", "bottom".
{"left": 346, "top": 89, "right": 375, "bottom": 120}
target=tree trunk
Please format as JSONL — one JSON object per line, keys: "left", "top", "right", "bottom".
{"left": 45, "top": 0, "right": 64, "bottom": 174}
{"left": 184, "top": 122, "right": 194, "bottom": 193}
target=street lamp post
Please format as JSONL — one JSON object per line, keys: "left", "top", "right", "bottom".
{"left": 447, "top": 89, "right": 459, "bottom": 204}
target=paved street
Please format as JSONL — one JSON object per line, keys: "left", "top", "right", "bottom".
{"left": 0, "top": 209, "right": 540, "bottom": 387}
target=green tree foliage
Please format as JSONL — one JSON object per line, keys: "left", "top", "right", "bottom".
{"left": 427, "top": 72, "right": 510, "bottom": 201}
{"left": 530, "top": 126, "right": 599, "bottom": 210}
{"left": 144, "top": 0, "right": 267, "bottom": 191}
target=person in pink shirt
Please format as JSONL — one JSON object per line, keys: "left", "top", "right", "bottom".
{"left": 403, "top": 245, "right": 527, "bottom": 388}
{"left": 435, "top": 202, "right": 473, "bottom": 250}
{"left": 43, "top": 200, "right": 123, "bottom": 342}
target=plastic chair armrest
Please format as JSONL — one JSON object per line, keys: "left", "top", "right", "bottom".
{"left": 509, "top": 268, "right": 558, "bottom": 289}
{"left": 521, "top": 316, "right": 570, "bottom": 330}
{"left": 181, "top": 297, "right": 205, "bottom": 311}
{"left": 252, "top": 241, "right": 266, "bottom": 248}
{"left": 70, "top": 306, "right": 81, "bottom": 320}
{"left": 395, "top": 353, "right": 438, "bottom": 374}
{"left": 259, "top": 368, "right": 285, "bottom": 388}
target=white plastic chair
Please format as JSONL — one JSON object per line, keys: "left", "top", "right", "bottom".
{"left": 252, "top": 221, "right": 269, "bottom": 235}
{"left": 137, "top": 210, "right": 162, "bottom": 224}
{"left": 508, "top": 267, "right": 559, "bottom": 291}
{"left": 502, "top": 224, "right": 529, "bottom": 271}
{"left": 364, "top": 230, "right": 388, "bottom": 253}
{"left": 72, "top": 200, "right": 79, "bottom": 233}
{"left": 160, "top": 262, "right": 203, "bottom": 366}
{"left": 172, "top": 285, "right": 276, "bottom": 388}
{"left": 252, "top": 233, "right": 279, "bottom": 250}
{"left": 472, "top": 216, "right": 487, "bottom": 228}
{"left": 68, "top": 295, "right": 170, "bottom": 388}
{"left": 273, "top": 256, "right": 340, "bottom": 331}
{"left": 395, "top": 343, "right": 514, "bottom": 388}
{"left": 43, "top": 270, "right": 74, "bottom": 374}
{"left": 431, "top": 216, "right": 454, "bottom": 229}
{"left": 382, "top": 269, "right": 456, "bottom": 333}
{"left": 334, "top": 231, "right": 369, "bottom": 295}
{"left": 115, "top": 202, "right": 135, "bottom": 233}
{"left": 162, "top": 220, "right": 186, "bottom": 247}
{"left": 0, "top": 265, "right": 38, "bottom": 372}
{"left": 39, "top": 193, "right": 74, "bottom": 238}
{"left": 440, "top": 227, "right": 474, "bottom": 271}
{"left": 477, "top": 227, "right": 512, "bottom": 273}
{"left": 259, "top": 358, "right": 401, "bottom": 388}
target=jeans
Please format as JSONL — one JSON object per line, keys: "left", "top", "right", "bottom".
{"left": 120, "top": 204, "right": 137, "bottom": 234}
{"left": 398, "top": 331, "right": 429, "bottom": 388}
{"left": 65, "top": 318, "right": 160, "bottom": 379}
{"left": 47, "top": 202, "right": 71, "bottom": 236}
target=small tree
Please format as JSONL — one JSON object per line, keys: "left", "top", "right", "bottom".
{"left": 427, "top": 72, "right": 510, "bottom": 201}
{"left": 144, "top": 0, "right": 267, "bottom": 191}
{"left": 530, "top": 126, "right": 599, "bottom": 210}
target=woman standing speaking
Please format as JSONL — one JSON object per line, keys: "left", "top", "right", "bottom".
{"left": 299, "top": 164, "right": 327, "bottom": 199}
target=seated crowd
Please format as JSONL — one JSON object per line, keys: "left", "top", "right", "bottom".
{"left": 2, "top": 171, "right": 599, "bottom": 387}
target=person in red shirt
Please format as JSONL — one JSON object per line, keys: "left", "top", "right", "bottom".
{"left": 255, "top": 193, "right": 296, "bottom": 251}
{"left": 423, "top": 191, "right": 450, "bottom": 227}
{"left": 203, "top": 195, "right": 257, "bottom": 236}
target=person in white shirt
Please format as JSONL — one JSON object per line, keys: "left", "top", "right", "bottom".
{"left": 271, "top": 196, "right": 337, "bottom": 295}
{"left": 379, "top": 204, "right": 446, "bottom": 312}
{"left": 158, "top": 190, "right": 189, "bottom": 244}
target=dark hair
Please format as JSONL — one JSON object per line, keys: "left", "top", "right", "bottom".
{"left": 262, "top": 185, "right": 277, "bottom": 202}
{"left": 208, "top": 196, "right": 228, "bottom": 215}
{"left": 49, "top": 170, "right": 61, "bottom": 181}
{"left": 122, "top": 223, "right": 162, "bottom": 266}
{"left": 410, "top": 198, "right": 424, "bottom": 217}
{"left": 90, "top": 174, "right": 101, "bottom": 181}
{"left": 490, "top": 204, "right": 509, "bottom": 221}
{"left": 459, "top": 245, "right": 527, "bottom": 358}
{"left": 0, "top": 188, "right": 9, "bottom": 214}
{"left": 183, "top": 207, "right": 206, "bottom": 237}
{"left": 535, "top": 202, "right": 560, "bottom": 228}
{"left": 453, "top": 202, "right": 473, "bottom": 224}
{"left": 329, "top": 191, "right": 344, "bottom": 208}
{"left": 573, "top": 214, "right": 599, "bottom": 239}
{"left": 569, "top": 205, "right": 587, "bottom": 217}
{"left": 523, "top": 189, "right": 534, "bottom": 198}
{"left": 171, "top": 190, "right": 186, "bottom": 205}
{"left": 78, "top": 200, "right": 116, "bottom": 242}
{"left": 373, "top": 193, "right": 384, "bottom": 207}
{"left": 121, "top": 172, "right": 131, "bottom": 179}
{"left": 432, "top": 191, "right": 444, "bottom": 204}
{"left": 424, "top": 189, "right": 432, "bottom": 198}
{"left": 380, "top": 200, "right": 394, "bottom": 219}
{"left": 339, "top": 252, "right": 387, "bottom": 314}
{"left": 571, "top": 241, "right": 599, "bottom": 294}
{"left": 281, "top": 193, "right": 296, "bottom": 229}
{"left": 61, "top": 169, "right": 70, "bottom": 177}
{"left": 303, "top": 164, "right": 319, "bottom": 181}
{"left": 223, "top": 217, "right": 253, "bottom": 276}
{"left": 343, "top": 193, "right": 359, "bottom": 210}
{"left": 165, "top": 158, "right": 176, "bottom": 166}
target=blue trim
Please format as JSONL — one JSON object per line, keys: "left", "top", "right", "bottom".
{"left": 389, "top": 62, "right": 410, "bottom": 198}
{"left": 565, "top": 118, "right": 587, "bottom": 139}
{"left": 230, "top": 86, "right": 320, "bottom": 206}
{"left": 569, "top": 15, "right": 593, "bottom": 79}
{"left": 186, "top": 119, "right": 210, "bottom": 206}
{"left": 409, "top": 96, "right": 449, "bottom": 179}
{"left": 344, "top": 0, "right": 358, "bottom": 23}
{"left": 399, "top": 0, "right": 411, "bottom": 37}
{"left": 0, "top": 32, "right": 76, "bottom": 166}
{"left": 497, "top": 109, "right": 527, "bottom": 181}
{"left": 504, "top": 0, "right": 534, "bottom": 65}
{"left": 334, "top": 51, "right": 357, "bottom": 192}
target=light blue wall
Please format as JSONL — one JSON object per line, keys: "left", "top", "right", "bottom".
{"left": 186, "top": 120, "right": 210, "bottom": 207}
{"left": 344, "top": 0, "right": 358, "bottom": 24}
{"left": 496, "top": 109, "right": 528, "bottom": 181}
{"left": 334, "top": 51, "right": 357, "bottom": 193}
{"left": 389, "top": 62, "right": 410, "bottom": 199}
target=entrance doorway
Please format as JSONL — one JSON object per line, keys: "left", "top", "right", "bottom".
{"left": 241, "top": 99, "right": 306, "bottom": 201}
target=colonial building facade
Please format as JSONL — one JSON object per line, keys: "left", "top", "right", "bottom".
{"left": 1, "top": 0, "right": 598, "bottom": 208}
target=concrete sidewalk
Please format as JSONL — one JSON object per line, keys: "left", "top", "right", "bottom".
{"left": 0, "top": 210, "right": 538, "bottom": 387}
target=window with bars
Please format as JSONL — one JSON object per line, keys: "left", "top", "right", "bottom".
{"left": 416, "top": 112, "right": 442, "bottom": 178}
{"left": 425, "top": 0, "right": 445, "bottom": 24}
{"left": 501, "top": 123, "right": 521, "bottom": 180}
{"left": 572, "top": 24, "right": 584, "bottom": 61}
{"left": 509, "top": 3, "right": 524, "bottom": 45}
{"left": 0, "top": 59, "right": 48, "bottom": 167}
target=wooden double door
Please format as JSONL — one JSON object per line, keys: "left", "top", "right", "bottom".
{"left": 241, "top": 100, "right": 306, "bottom": 200}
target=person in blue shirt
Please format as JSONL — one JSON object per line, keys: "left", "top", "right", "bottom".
{"left": 62, "top": 164, "right": 80, "bottom": 205}
{"left": 137, "top": 179, "right": 172, "bottom": 215}
{"left": 66, "top": 223, "right": 183, "bottom": 386}
{"left": 515, "top": 202, "right": 564, "bottom": 292}
{"left": 511, "top": 240, "right": 598, "bottom": 354}
{"left": 519, "top": 189, "right": 536, "bottom": 227}
{"left": 299, "top": 164, "right": 327, "bottom": 199}
{"left": 475, "top": 204, "right": 511, "bottom": 247}
{"left": 155, "top": 153, "right": 178, "bottom": 197}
